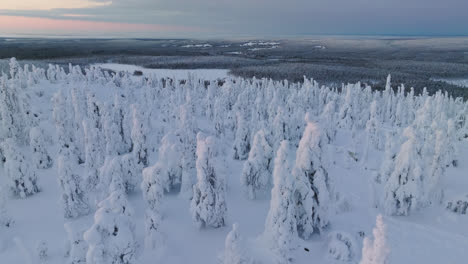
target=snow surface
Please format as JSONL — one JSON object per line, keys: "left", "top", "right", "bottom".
{"left": 0, "top": 62, "right": 467, "bottom": 264}
{"left": 181, "top": 44, "right": 213, "bottom": 48}
{"left": 92, "top": 63, "right": 230, "bottom": 80}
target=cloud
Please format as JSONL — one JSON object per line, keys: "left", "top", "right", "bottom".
{"left": 0, "top": 15, "right": 202, "bottom": 38}
{"left": 1, "top": 0, "right": 468, "bottom": 36}
{"left": 0, "top": 0, "right": 112, "bottom": 11}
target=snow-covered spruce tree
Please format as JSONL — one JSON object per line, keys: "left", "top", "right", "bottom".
{"left": 30, "top": 126, "right": 53, "bottom": 169}
{"left": 113, "top": 93, "right": 133, "bottom": 154}
{"left": 320, "top": 100, "right": 337, "bottom": 143}
{"left": 70, "top": 86, "right": 87, "bottom": 163}
{"left": 102, "top": 102, "right": 124, "bottom": 157}
{"left": 120, "top": 153, "right": 140, "bottom": 194}
{"left": 233, "top": 111, "right": 251, "bottom": 160}
{"left": 338, "top": 85, "right": 355, "bottom": 130}
{"left": 375, "top": 132, "right": 396, "bottom": 185}
{"left": 213, "top": 97, "right": 226, "bottom": 137}
{"left": 57, "top": 146, "right": 90, "bottom": 219}
{"left": 131, "top": 104, "right": 149, "bottom": 167}
{"left": 412, "top": 98, "right": 434, "bottom": 158}
{"left": 179, "top": 103, "right": 198, "bottom": 199}
{"left": 240, "top": 130, "right": 273, "bottom": 200}
{"left": 264, "top": 140, "right": 297, "bottom": 264}
{"left": 383, "top": 75, "right": 395, "bottom": 125}
{"left": 64, "top": 222, "right": 87, "bottom": 264}
{"left": 383, "top": 127, "right": 424, "bottom": 216}
{"left": 141, "top": 163, "right": 165, "bottom": 249}
{"left": 425, "top": 130, "right": 446, "bottom": 205}
{"left": 191, "top": 133, "right": 227, "bottom": 228}
{"left": 154, "top": 131, "right": 183, "bottom": 192}
{"left": 293, "top": 116, "right": 330, "bottom": 239}
{"left": 221, "top": 223, "right": 252, "bottom": 264}
{"left": 445, "top": 119, "right": 458, "bottom": 167}
{"left": 250, "top": 92, "right": 268, "bottom": 142}
{"left": 0, "top": 73, "right": 29, "bottom": 145}
{"left": 83, "top": 118, "right": 104, "bottom": 192}
{"left": 366, "top": 100, "right": 382, "bottom": 150}
{"left": 360, "top": 215, "right": 389, "bottom": 264}
{"left": 272, "top": 106, "right": 288, "bottom": 151}
{"left": 54, "top": 89, "right": 85, "bottom": 164}
{"left": 97, "top": 156, "right": 124, "bottom": 201}
{"left": 84, "top": 174, "right": 138, "bottom": 264}
{"left": 2, "top": 138, "right": 40, "bottom": 198}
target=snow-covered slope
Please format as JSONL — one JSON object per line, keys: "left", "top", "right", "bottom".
{"left": 0, "top": 59, "right": 467, "bottom": 264}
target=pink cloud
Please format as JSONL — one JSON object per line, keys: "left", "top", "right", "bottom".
{"left": 0, "top": 15, "right": 199, "bottom": 33}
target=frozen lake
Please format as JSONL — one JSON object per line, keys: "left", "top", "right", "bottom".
{"left": 92, "top": 63, "right": 230, "bottom": 80}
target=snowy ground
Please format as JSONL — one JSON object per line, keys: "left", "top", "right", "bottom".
{"left": 0, "top": 63, "right": 467, "bottom": 264}
{"left": 92, "top": 63, "right": 230, "bottom": 80}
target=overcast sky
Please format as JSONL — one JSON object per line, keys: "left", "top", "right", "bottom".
{"left": 1, "top": 0, "right": 467, "bottom": 37}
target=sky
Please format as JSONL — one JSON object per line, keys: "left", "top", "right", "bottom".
{"left": 1, "top": 0, "right": 468, "bottom": 38}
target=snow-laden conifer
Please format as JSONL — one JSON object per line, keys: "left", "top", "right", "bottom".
{"left": 191, "top": 133, "right": 227, "bottom": 228}
{"left": 240, "top": 130, "right": 273, "bottom": 199}
{"left": 264, "top": 140, "right": 297, "bottom": 264}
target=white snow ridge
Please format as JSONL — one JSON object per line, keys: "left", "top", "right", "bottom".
{"left": 0, "top": 58, "right": 467, "bottom": 264}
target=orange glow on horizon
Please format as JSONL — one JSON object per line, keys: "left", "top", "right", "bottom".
{"left": 0, "top": 15, "right": 197, "bottom": 33}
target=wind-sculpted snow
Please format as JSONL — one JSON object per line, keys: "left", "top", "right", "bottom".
{"left": 0, "top": 58, "right": 467, "bottom": 263}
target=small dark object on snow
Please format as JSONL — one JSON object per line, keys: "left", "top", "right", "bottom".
{"left": 304, "top": 247, "right": 309, "bottom": 252}
{"left": 133, "top": 70, "right": 143, "bottom": 76}
{"left": 358, "top": 231, "right": 365, "bottom": 237}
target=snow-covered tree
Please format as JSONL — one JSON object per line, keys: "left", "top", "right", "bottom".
{"left": 154, "top": 132, "right": 183, "bottom": 192}
{"left": 64, "top": 222, "right": 88, "bottom": 264}
{"left": 131, "top": 104, "right": 149, "bottom": 167}
{"left": 0, "top": 73, "right": 29, "bottom": 145}
{"left": 30, "top": 126, "right": 53, "bottom": 169}
{"left": 366, "top": 100, "right": 382, "bottom": 150}
{"left": 70, "top": 86, "right": 87, "bottom": 163}
{"left": 376, "top": 132, "right": 396, "bottom": 185}
{"left": 102, "top": 103, "right": 123, "bottom": 156}
{"left": 293, "top": 117, "right": 330, "bottom": 238}
{"left": 53, "top": 89, "right": 80, "bottom": 161}
{"left": 338, "top": 85, "right": 355, "bottom": 130}
{"left": 83, "top": 118, "right": 104, "bottom": 192}
{"left": 57, "top": 147, "right": 90, "bottom": 218}
{"left": 179, "top": 103, "right": 198, "bottom": 199}
{"left": 120, "top": 153, "right": 140, "bottom": 194}
{"left": 191, "top": 133, "right": 227, "bottom": 228}
{"left": 240, "top": 130, "right": 273, "bottom": 199}
{"left": 445, "top": 119, "right": 457, "bottom": 167}
{"left": 426, "top": 130, "right": 446, "bottom": 205}
{"left": 233, "top": 111, "right": 251, "bottom": 160}
{"left": 97, "top": 156, "right": 124, "bottom": 201}
{"left": 141, "top": 164, "right": 165, "bottom": 249}
{"left": 264, "top": 140, "right": 297, "bottom": 264}
{"left": 272, "top": 106, "right": 288, "bottom": 151}
{"left": 2, "top": 138, "right": 40, "bottom": 198}
{"left": 320, "top": 100, "right": 337, "bottom": 143}
{"left": 221, "top": 223, "right": 252, "bottom": 264}
{"left": 84, "top": 176, "right": 137, "bottom": 264}
{"left": 360, "top": 215, "right": 389, "bottom": 264}
{"left": 384, "top": 127, "right": 423, "bottom": 216}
